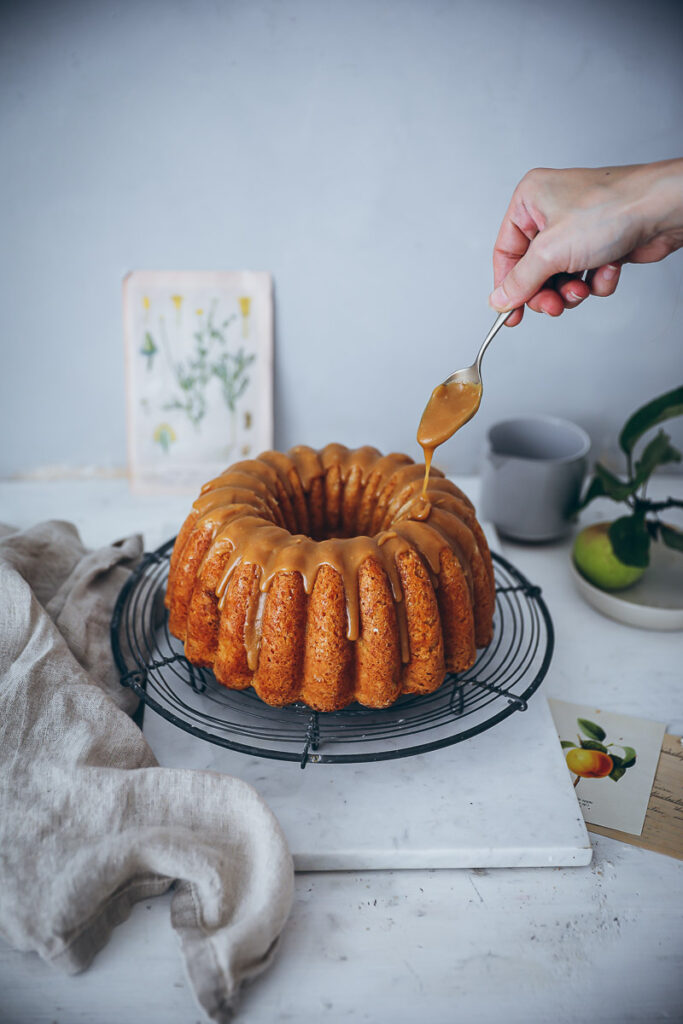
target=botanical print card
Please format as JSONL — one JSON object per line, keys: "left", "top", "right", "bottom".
{"left": 123, "top": 270, "right": 273, "bottom": 493}
{"left": 549, "top": 698, "right": 666, "bottom": 836}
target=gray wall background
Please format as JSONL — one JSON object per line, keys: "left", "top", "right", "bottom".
{"left": 2, "top": 0, "right": 682, "bottom": 480}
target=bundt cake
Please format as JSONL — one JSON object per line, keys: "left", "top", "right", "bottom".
{"left": 165, "top": 444, "right": 495, "bottom": 712}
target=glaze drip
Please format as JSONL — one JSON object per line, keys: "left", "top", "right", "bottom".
{"left": 417, "top": 379, "right": 483, "bottom": 496}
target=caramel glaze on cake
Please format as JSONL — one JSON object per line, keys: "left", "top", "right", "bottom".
{"left": 165, "top": 444, "right": 495, "bottom": 712}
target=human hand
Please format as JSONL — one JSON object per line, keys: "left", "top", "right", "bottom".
{"left": 489, "top": 159, "right": 683, "bottom": 326}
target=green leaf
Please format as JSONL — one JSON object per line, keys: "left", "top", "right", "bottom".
{"left": 660, "top": 523, "right": 683, "bottom": 553}
{"left": 608, "top": 514, "right": 651, "bottom": 568}
{"left": 594, "top": 463, "right": 638, "bottom": 502}
{"left": 609, "top": 754, "right": 624, "bottom": 770}
{"left": 609, "top": 765, "right": 627, "bottom": 782}
{"left": 580, "top": 740, "right": 608, "bottom": 753}
{"left": 620, "top": 746, "right": 637, "bottom": 768}
{"left": 633, "top": 430, "right": 682, "bottom": 487}
{"left": 578, "top": 718, "right": 606, "bottom": 742}
{"left": 560, "top": 740, "right": 575, "bottom": 749}
{"left": 575, "top": 474, "right": 607, "bottom": 513}
{"left": 574, "top": 463, "right": 640, "bottom": 513}
{"left": 619, "top": 386, "right": 683, "bottom": 457}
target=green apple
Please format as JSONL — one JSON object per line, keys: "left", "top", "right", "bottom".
{"left": 573, "top": 522, "right": 646, "bottom": 591}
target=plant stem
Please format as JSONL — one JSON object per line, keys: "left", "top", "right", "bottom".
{"left": 634, "top": 496, "right": 683, "bottom": 514}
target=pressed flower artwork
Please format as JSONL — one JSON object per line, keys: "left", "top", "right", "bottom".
{"left": 123, "top": 271, "right": 273, "bottom": 492}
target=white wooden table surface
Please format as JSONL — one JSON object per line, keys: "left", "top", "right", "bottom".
{"left": 1, "top": 475, "right": 681, "bottom": 1024}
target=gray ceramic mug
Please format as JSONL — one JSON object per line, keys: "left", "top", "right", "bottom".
{"left": 480, "top": 415, "right": 591, "bottom": 541}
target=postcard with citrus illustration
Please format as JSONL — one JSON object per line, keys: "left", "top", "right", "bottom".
{"left": 549, "top": 698, "right": 666, "bottom": 836}
{"left": 123, "top": 270, "right": 273, "bottom": 493}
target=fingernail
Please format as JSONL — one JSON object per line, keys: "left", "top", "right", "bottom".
{"left": 602, "top": 264, "right": 620, "bottom": 280}
{"left": 567, "top": 290, "right": 583, "bottom": 302}
{"left": 489, "top": 286, "right": 511, "bottom": 310}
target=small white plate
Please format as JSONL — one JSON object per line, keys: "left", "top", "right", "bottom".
{"left": 570, "top": 542, "right": 683, "bottom": 631}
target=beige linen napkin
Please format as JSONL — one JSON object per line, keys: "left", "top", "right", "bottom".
{"left": 0, "top": 521, "right": 294, "bottom": 1022}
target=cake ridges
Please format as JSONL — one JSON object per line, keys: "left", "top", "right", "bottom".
{"left": 166, "top": 443, "right": 495, "bottom": 710}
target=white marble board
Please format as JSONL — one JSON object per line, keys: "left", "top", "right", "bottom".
{"left": 143, "top": 691, "right": 592, "bottom": 870}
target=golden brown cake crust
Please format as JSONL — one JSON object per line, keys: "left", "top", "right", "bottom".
{"left": 166, "top": 444, "right": 495, "bottom": 711}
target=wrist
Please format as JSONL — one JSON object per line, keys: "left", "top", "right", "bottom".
{"left": 632, "top": 159, "right": 683, "bottom": 238}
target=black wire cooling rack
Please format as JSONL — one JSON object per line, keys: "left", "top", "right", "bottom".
{"left": 111, "top": 539, "right": 554, "bottom": 767}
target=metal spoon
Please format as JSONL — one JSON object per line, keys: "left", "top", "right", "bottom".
{"left": 417, "top": 308, "right": 513, "bottom": 453}
{"left": 442, "top": 309, "right": 513, "bottom": 388}
{"left": 416, "top": 309, "right": 514, "bottom": 502}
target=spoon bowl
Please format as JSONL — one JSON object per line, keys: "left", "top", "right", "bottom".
{"left": 413, "top": 307, "right": 516, "bottom": 503}
{"left": 418, "top": 310, "right": 513, "bottom": 452}
{"left": 416, "top": 309, "right": 513, "bottom": 500}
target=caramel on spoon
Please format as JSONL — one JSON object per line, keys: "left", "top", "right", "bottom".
{"left": 416, "top": 310, "right": 512, "bottom": 505}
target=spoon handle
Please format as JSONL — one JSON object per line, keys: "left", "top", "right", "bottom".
{"left": 475, "top": 309, "right": 513, "bottom": 374}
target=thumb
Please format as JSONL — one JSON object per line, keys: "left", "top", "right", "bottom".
{"left": 489, "top": 236, "right": 562, "bottom": 311}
